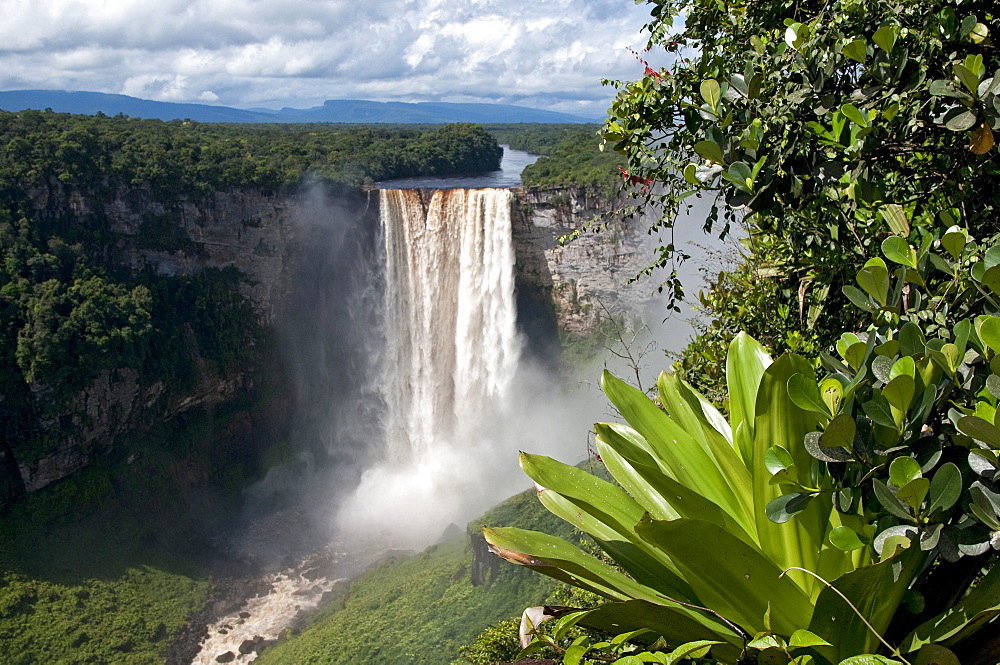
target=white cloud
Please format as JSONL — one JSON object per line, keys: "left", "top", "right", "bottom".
{"left": 0, "top": 0, "right": 662, "bottom": 116}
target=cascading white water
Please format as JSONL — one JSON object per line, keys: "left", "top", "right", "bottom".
{"left": 335, "top": 187, "right": 522, "bottom": 547}
{"left": 381, "top": 188, "right": 520, "bottom": 460}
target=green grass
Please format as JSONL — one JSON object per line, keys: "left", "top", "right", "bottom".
{"left": 255, "top": 486, "right": 579, "bottom": 665}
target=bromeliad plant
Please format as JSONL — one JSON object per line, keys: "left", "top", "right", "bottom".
{"left": 484, "top": 232, "right": 1000, "bottom": 664}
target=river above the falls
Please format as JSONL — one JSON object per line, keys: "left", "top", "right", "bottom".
{"left": 375, "top": 144, "right": 539, "bottom": 189}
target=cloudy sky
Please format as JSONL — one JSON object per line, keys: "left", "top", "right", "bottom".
{"left": 0, "top": 0, "right": 665, "bottom": 118}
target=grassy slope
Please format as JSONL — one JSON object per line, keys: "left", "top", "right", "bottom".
{"left": 255, "top": 485, "right": 581, "bottom": 665}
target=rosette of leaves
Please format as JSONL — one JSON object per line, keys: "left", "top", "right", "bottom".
{"left": 484, "top": 333, "right": 975, "bottom": 664}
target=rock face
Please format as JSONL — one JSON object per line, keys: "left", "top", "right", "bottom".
{"left": 512, "top": 185, "right": 650, "bottom": 342}
{"left": 11, "top": 181, "right": 637, "bottom": 495}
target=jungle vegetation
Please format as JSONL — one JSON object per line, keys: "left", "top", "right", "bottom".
{"left": 484, "top": 0, "right": 1000, "bottom": 664}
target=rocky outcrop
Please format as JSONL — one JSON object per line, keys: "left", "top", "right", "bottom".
{"left": 511, "top": 186, "right": 650, "bottom": 341}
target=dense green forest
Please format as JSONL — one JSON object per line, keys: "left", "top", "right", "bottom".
{"left": 488, "top": 123, "right": 624, "bottom": 192}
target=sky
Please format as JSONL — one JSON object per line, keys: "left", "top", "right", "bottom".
{"left": 0, "top": 0, "right": 666, "bottom": 118}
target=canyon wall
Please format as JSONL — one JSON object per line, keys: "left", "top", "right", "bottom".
{"left": 12, "top": 181, "right": 644, "bottom": 494}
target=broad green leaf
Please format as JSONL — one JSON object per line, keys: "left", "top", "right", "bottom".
{"left": 694, "top": 140, "right": 726, "bottom": 164}
{"left": 857, "top": 258, "right": 889, "bottom": 305}
{"left": 845, "top": 341, "right": 869, "bottom": 369}
{"left": 843, "top": 285, "right": 876, "bottom": 312}
{"left": 889, "top": 456, "right": 922, "bottom": 487}
{"left": 727, "top": 332, "right": 772, "bottom": 454}
{"left": 901, "top": 561, "right": 1000, "bottom": 651}
{"left": 862, "top": 396, "right": 896, "bottom": 429}
{"left": 657, "top": 371, "right": 750, "bottom": 508}
{"left": 482, "top": 526, "right": 664, "bottom": 603}
{"left": 765, "top": 492, "right": 813, "bottom": 523}
{"left": 523, "top": 454, "right": 696, "bottom": 599}
{"left": 945, "top": 109, "right": 977, "bottom": 131}
{"left": 879, "top": 204, "right": 910, "bottom": 235}
{"left": 897, "top": 478, "right": 930, "bottom": 513}
{"left": 601, "top": 371, "right": 747, "bottom": 525}
{"left": 810, "top": 552, "right": 922, "bottom": 662}
{"left": 872, "top": 479, "right": 913, "bottom": 520}
{"left": 578, "top": 601, "right": 743, "bottom": 660}
{"left": 843, "top": 39, "right": 867, "bottom": 63}
{"left": 820, "top": 378, "right": 844, "bottom": 414}
{"left": 765, "top": 445, "right": 794, "bottom": 474}
{"left": 839, "top": 657, "right": 903, "bottom": 665}
{"left": 841, "top": 103, "right": 868, "bottom": 128}
{"left": 837, "top": 333, "right": 862, "bottom": 360}
{"left": 882, "top": 236, "right": 917, "bottom": 268}
{"left": 788, "top": 373, "right": 831, "bottom": 416}
{"left": 927, "top": 462, "right": 962, "bottom": 514}
{"left": 701, "top": 79, "right": 721, "bottom": 109}
{"left": 752, "top": 355, "right": 826, "bottom": 592}
{"left": 829, "top": 526, "right": 865, "bottom": 551}
{"left": 957, "top": 415, "right": 1000, "bottom": 448}
{"left": 882, "top": 374, "right": 915, "bottom": 413}
{"left": 954, "top": 63, "right": 981, "bottom": 95}
{"left": 821, "top": 413, "right": 856, "bottom": 449}
{"left": 941, "top": 226, "right": 967, "bottom": 259}
{"left": 979, "top": 316, "right": 1000, "bottom": 352}
{"left": 890, "top": 356, "right": 916, "bottom": 380}
{"left": 789, "top": 629, "right": 832, "bottom": 648}
{"left": 683, "top": 163, "right": 699, "bottom": 185}
{"left": 635, "top": 517, "right": 814, "bottom": 635}
{"left": 873, "top": 25, "right": 897, "bottom": 53}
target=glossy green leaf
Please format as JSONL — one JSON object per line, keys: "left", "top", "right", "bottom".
{"left": 727, "top": 332, "right": 772, "bottom": 455}
{"left": 482, "top": 526, "right": 663, "bottom": 603}
{"left": 843, "top": 39, "right": 867, "bottom": 63}
{"left": 683, "top": 163, "right": 699, "bottom": 185}
{"left": 789, "top": 629, "right": 832, "bottom": 649}
{"left": 764, "top": 445, "right": 794, "bottom": 474}
{"left": 810, "top": 553, "right": 921, "bottom": 662}
{"left": 822, "top": 413, "right": 856, "bottom": 449}
{"left": 882, "top": 374, "right": 915, "bottom": 412}
{"left": 635, "top": 517, "right": 814, "bottom": 635}
{"left": 873, "top": 25, "right": 897, "bottom": 53}
{"left": 872, "top": 479, "right": 913, "bottom": 520}
{"left": 601, "top": 370, "right": 747, "bottom": 526}
{"left": 897, "top": 478, "right": 930, "bottom": 513}
{"left": 841, "top": 103, "right": 868, "bottom": 128}
{"left": 954, "top": 63, "right": 981, "bottom": 95}
{"left": 844, "top": 341, "right": 869, "bottom": 369}
{"left": 829, "top": 526, "right": 866, "bottom": 551}
{"left": 693, "top": 140, "right": 726, "bottom": 164}
{"left": 879, "top": 204, "right": 909, "bottom": 235}
{"left": 957, "top": 415, "right": 1000, "bottom": 448}
{"left": 979, "top": 316, "right": 1000, "bottom": 352}
{"left": 889, "top": 456, "right": 922, "bottom": 488}
{"left": 843, "top": 285, "right": 875, "bottom": 312}
{"left": 765, "top": 492, "right": 813, "bottom": 523}
{"left": 890, "top": 356, "right": 916, "bottom": 380}
{"left": 700, "top": 79, "right": 721, "bottom": 109}
{"left": 857, "top": 258, "right": 889, "bottom": 306}
{"left": 913, "top": 644, "right": 960, "bottom": 665}
{"left": 788, "top": 373, "right": 831, "bottom": 416}
{"left": 882, "top": 236, "right": 917, "bottom": 268}
{"left": 927, "top": 463, "right": 962, "bottom": 514}
{"left": 941, "top": 226, "right": 968, "bottom": 259}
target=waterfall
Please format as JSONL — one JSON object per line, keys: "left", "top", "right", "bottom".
{"left": 381, "top": 188, "right": 520, "bottom": 461}
{"left": 335, "top": 188, "right": 522, "bottom": 547}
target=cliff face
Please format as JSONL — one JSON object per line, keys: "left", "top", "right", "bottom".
{"left": 511, "top": 186, "right": 650, "bottom": 341}
{"left": 11, "top": 182, "right": 638, "bottom": 496}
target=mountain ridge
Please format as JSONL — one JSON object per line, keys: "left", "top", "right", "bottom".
{"left": 0, "top": 89, "right": 598, "bottom": 124}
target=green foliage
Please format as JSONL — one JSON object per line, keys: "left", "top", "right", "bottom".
{"left": 487, "top": 326, "right": 1000, "bottom": 663}
{"left": 604, "top": 0, "right": 999, "bottom": 318}
{"left": 518, "top": 126, "right": 623, "bottom": 193}
{"left": 0, "top": 567, "right": 208, "bottom": 665}
{"left": 257, "top": 485, "right": 577, "bottom": 665}
{"left": 454, "top": 617, "right": 523, "bottom": 664}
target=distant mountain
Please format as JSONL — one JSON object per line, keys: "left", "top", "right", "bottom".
{"left": 0, "top": 90, "right": 597, "bottom": 124}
